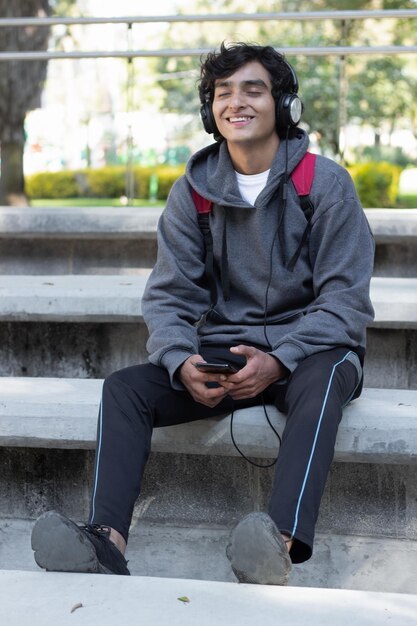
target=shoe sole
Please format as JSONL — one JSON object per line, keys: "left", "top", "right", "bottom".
{"left": 226, "top": 512, "right": 292, "bottom": 585}
{"left": 31, "top": 511, "right": 112, "bottom": 574}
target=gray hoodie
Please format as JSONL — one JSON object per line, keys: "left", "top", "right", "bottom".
{"left": 142, "top": 130, "right": 375, "bottom": 388}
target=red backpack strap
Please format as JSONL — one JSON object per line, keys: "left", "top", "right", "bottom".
{"left": 287, "top": 152, "right": 317, "bottom": 272}
{"left": 191, "top": 188, "right": 212, "bottom": 214}
{"left": 291, "top": 151, "right": 316, "bottom": 198}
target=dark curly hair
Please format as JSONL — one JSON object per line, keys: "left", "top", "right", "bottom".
{"left": 198, "top": 41, "right": 297, "bottom": 106}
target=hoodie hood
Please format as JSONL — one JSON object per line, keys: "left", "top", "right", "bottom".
{"left": 185, "top": 129, "right": 310, "bottom": 207}
{"left": 185, "top": 129, "right": 311, "bottom": 299}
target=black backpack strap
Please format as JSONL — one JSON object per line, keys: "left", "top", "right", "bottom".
{"left": 192, "top": 188, "right": 217, "bottom": 306}
{"left": 197, "top": 212, "right": 217, "bottom": 306}
{"left": 220, "top": 217, "right": 230, "bottom": 301}
{"left": 286, "top": 221, "right": 313, "bottom": 272}
{"left": 298, "top": 195, "right": 315, "bottom": 222}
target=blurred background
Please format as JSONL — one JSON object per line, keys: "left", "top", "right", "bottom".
{"left": 1, "top": 0, "right": 416, "bottom": 208}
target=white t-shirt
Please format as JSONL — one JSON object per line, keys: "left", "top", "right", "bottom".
{"left": 235, "top": 169, "right": 270, "bottom": 205}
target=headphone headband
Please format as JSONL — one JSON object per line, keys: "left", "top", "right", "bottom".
{"left": 286, "top": 60, "right": 299, "bottom": 94}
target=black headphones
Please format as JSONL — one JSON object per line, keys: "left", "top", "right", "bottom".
{"left": 200, "top": 58, "right": 303, "bottom": 139}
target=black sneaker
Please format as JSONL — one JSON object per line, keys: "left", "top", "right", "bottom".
{"left": 31, "top": 511, "right": 130, "bottom": 575}
{"left": 226, "top": 512, "right": 292, "bottom": 585}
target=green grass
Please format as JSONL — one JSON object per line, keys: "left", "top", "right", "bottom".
{"left": 31, "top": 198, "right": 165, "bottom": 208}
{"left": 396, "top": 193, "right": 417, "bottom": 208}
{"left": 31, "top": 195, "right": 417, "bottom": 209}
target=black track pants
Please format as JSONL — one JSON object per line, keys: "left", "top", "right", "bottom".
{"left": 89, "top": 346, "right": 361, "bottom": 563}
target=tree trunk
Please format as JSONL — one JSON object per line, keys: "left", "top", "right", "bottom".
{"left": 0, "top": 0, "right": 52, "bottom": 206}
{"left": 0, "top": 136, "right": 27, "bottom": 206}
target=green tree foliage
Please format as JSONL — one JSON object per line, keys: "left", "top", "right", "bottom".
{"left": 350, "top": 57, "right": 412, "bottom": 132}
{"left": 348, "top": 0, "right": 417, "bottom": 159}
{"left": 155, "top": 0, "right": 417, "bottom": 158}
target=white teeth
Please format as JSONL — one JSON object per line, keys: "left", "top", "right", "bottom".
{"left": 229, "top": 116, "right": 251, "bottom": 122}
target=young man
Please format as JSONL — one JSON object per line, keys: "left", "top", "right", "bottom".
{"left": 32, "top": 43, "right": 374, "bottom": 585}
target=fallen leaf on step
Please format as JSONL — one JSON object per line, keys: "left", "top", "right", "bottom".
{"left": 177, "top": 596, "right": 190, "bottom": 604}
{"left": 70, "top": 602, "right": 83, "bottom": 613}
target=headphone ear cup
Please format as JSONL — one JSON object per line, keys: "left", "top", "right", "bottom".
{"left": 200, "top": 102, "right": 217, "bottom": 135}
{"left": 276, "top": 93, "right": 303, "bottom": 132}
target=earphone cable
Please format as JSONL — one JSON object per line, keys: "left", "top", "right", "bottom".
{"left": 229, "top": 393, "right": 282, "bottom": 468}
{"left": 231, "top": 128, "right": 291, "bottom": 469}
{"left": 263, "top": 126, "right": 290, "bottom": 350}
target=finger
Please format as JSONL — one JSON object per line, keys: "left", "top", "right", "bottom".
{"left": 226, "top": 382, "right": 253, "bottom": 396}
{"left": 230, "top": 344, "right": 256, "bottom": 358}
{"left": 228, "top": 388, "right": 258, "bottom": 400}
{"left": 201, "top": 383, "right": 228, "bottom": 401}
{"left": 218, "top": 378, "right": 236, "bottom": 390}
{"left": 220, "top": 361, "right": 255, "bottom": 385}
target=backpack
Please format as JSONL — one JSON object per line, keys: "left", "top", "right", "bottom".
{"left": 191, "top": 151, "right": 316, "bottom": 304}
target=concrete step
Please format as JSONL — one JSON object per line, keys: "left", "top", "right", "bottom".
{"left": 1, "top": 377, "right": 416, "bottom": 464}
{"left": 0, "top": 205, "right": 163, "bottom": 238}
{"left": 2, "top": 518, "right": 417, "bottom": 595}
{"left": 1, "top": 568, "right": 416, "bottom": 626}
{"left": 1, "top": 207, "right": 414, "bottom": 241}
{"left": 370, "top": 208, "right": 417, "bottom": 277}
{"left": 0, "top": 205, "right": 162, "bottom": 274}
{"left": 1, "top": 378, "right": 416, "bottom": 541}
{"left": 0, "top": 274, "right": 150, "bottom": 322}
{"left": 0, "top": 275, "right": 415, "bottom": 388}
{"left": 0, "top": 206, "right": 415, "bottom": 276}
{"left": 3, "top": 444, "right": 417, "bottom": 543}
{"left": 0, "top": 274, "right": 414, "bottom": 326}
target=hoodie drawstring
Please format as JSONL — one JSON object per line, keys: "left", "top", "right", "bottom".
{"left": 277, "top": 176, "right": 289, "bottom": 266}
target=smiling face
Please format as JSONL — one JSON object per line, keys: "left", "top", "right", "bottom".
{"left": 211, "top": 61, "right": 278, "bottom": 151}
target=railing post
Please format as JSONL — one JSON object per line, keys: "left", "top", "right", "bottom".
{"left": 337, "top": 18, "right": 349, "bottom": 165}
{"left": 125, "top": 22, "right": 135, "bottom": 206}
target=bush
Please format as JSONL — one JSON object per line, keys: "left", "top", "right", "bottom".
{"left": 348, "top": 161, "right": 402, "bottom": 208}
{"left": 133, "top": 165, "right": 185, "bottom": 199}
{"left": 84, "top": 167, "right": 126, "bottom": 198}
{"left": 154, "top": 166, "right": 186, "bottom": 199}
{"left": 26, "top": 170, "right": 79, "bottom": 199}
{"left": 26, "top": 164, "right": 186, "bottom": 200}
{"left": 134, "top": 167, "right": 152, "bottom": 199}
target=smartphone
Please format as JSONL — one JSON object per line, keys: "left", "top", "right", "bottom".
{"left": 194, "top": 362, "right": 238, "bottom": 374}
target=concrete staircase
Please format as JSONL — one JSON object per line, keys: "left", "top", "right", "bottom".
{"left": 0, "top": 205, "right": 416, "bottom": 611}
{"left": 0, "top": 206, "right": 416, "bottom": 275}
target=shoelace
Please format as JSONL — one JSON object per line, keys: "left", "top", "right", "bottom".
{"left": 80, "top": 523, "right": 111, "bottom": 538}
{"left": 80, "top": 523, "right": 130, "bottom": 568}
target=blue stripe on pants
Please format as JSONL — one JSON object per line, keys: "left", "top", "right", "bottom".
{"left": 290, "top": 351, "right": 354, "bottom": 539}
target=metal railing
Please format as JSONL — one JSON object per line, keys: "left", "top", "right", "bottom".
{"left": 1, "top": 8, "right": 416, "bottom": 198}
{"left": 1, "top": 9, "right": 417, "bottom": 25}
{"left": 0, "top": 10, "right": 416, "bottom": 61}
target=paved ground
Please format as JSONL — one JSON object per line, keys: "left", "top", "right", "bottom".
{"left": 2, "top": 569, "right": 417, "bottom": 626}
